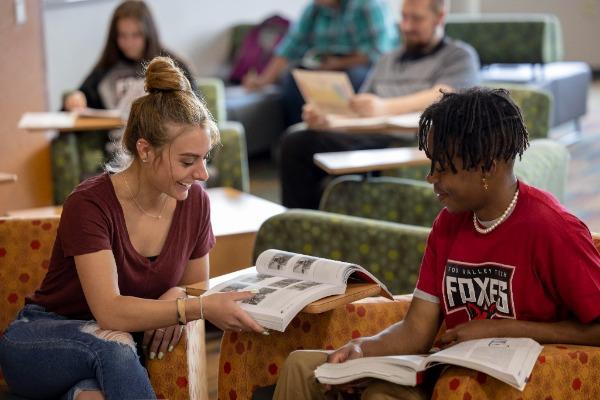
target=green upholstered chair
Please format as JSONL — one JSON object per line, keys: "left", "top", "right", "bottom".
{"left": 197, "top": 78, "right": 250, "bottom": 192}
{"left": 484, "top": 84, "right": 553, "bottom": 140}
{"left": 320, "top": 139, "right": 570, "bottom": 228}
{"left": 50, "top": 78, "right": 250, "bottom": 204}
{"left": 445, "top": 14, "right": 563, "bottom": 66}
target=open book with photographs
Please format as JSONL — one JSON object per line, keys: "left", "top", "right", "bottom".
{"left": 203, "top": 249, "right": 393, "bottom": 332}
{"left": 315, "top": 337, "right": 543, "bottom": 391}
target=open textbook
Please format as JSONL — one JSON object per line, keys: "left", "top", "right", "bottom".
{"left": 315, "top": 337, "right": 543, "bottom": 391}
{"left": 292, "top": 69, "right": 420, "bottom": 131}
{"left": 203, "top": 249, "right": 392, "bottom": 332}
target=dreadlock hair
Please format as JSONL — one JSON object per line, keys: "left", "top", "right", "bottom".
{"left": 418, "top": 87, "right": 529, "bottom": 176}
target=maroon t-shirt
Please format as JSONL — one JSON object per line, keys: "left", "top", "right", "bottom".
{"left": 27, "top": 173, "right": 215, "bottom": 319}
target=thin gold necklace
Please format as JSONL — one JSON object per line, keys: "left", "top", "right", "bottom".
{"left": 122, "top": 174, "right": 168, "bottom": 220}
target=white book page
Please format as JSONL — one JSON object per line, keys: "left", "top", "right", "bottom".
{"left": 386, "top": 112, "right": 421, "bottom": 128}
{"left": 316, "top": 355, "right": 427, "bottom": 386}
{"left": 18, "top": 112, "right": 76, "bottom": 129}
{"left": 205, "top": 271, "right": 342, "bottom": 330}
{"left": 426, "top": 338, "right": 542, "bottom": 390}
{"left": 255, "top": 250, "right": 355, "bottom": 286}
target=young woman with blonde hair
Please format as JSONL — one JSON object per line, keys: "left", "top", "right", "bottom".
{"left": 0, "top": 56, "right": 264, "bottom": 400}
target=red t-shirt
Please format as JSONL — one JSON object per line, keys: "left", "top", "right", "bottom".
{"left": 415, "top": 182, "right": 600, "bottom": 329}
{"left": 27, "top": 173, "right": 215, "bottom": 319}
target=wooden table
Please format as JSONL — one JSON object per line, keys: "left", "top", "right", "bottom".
{"left": 314, "top": 147, "right": 429, "bottom": 175}
{"left": 208, "top": 187, "right": 286, "bottom": 277}
{"left": 5, "top": 187, "right": 286, "bottom": 277}
{"left": 0, "top": 172, "right": 18, "bottom": 184}
{"left": 19, "top": 112, "right": 124, "bottom": 132}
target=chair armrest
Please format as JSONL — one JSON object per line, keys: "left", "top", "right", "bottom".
{"left": 218, "top": 295, "right": 412, "bottom": 400}
{"left": 433, "top": 344, "right": 600, "bottom": 399}
{"left": 146, "top": 319, "right": 208, "bottom": 400}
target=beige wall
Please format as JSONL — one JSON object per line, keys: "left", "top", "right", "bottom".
{"left": 0, "top": 0, "right": 53, "bottom": 214}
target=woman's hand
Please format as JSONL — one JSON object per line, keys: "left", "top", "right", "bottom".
{"left": 143, "top": 286, "right": 186, "bottom": 360}
{"left": 64, "top": 90, "right": 87, "bottom": 111}
{"left": 202, "top": 291, "right": 267, "bottom": 334}
{"left": 302, "top": 103, "right": 330, "bottom": 130}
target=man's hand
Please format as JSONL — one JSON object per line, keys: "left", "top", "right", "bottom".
{"left": 327, "top": 339, "right": 364, "bottom": 364}
{"left": 302, "top": 103, "right": 330, "bottom": 130}
{"left": 323, "top": 340, "right": 369, "bottom": 395}
{"left": 439, "top": 319, "right": 506, "bottom": 347}
{"left": 349, "top": 93, "right": 389, "bottom": 117}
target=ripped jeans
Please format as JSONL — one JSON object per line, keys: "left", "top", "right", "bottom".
{"left": 0, "top": 304, "right": 156, "bottom": 400}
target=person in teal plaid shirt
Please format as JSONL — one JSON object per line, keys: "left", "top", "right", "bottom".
{"left": 243, "top": 0, "right": 398, "bottom": 125}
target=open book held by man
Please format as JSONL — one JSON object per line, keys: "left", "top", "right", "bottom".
{"left": 315, "top": 337, "right": 543, "bottom": 391}
{"left": 203, "top": 249, "right": 392, "bottom": 332}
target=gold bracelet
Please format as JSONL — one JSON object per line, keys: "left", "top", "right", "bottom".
{"left": 199, "top": 295, "right": 204, "bottom": 320}
{"left": 176, "top": 297, "right": 187, "bottom": 325}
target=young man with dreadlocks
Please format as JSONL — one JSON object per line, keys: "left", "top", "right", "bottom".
{"left": 272, "top": 87, "right": 600, "bottom": 400}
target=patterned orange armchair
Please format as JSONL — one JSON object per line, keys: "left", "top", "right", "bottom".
{"left": 0, "top": 217, "right": 208, "bottom": 399}
{"left": 218, "top": 224, "right": 600, "bottom": 400}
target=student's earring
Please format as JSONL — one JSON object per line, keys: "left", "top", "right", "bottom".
{"left": 482, "top": 177, "right": 489, "bottom": 190}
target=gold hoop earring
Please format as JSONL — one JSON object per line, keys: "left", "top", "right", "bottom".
{"left": 482, "top": 177, "right": 489, "bottom": 190}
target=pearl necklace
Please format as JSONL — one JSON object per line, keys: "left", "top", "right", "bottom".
{"left": 473, "top": 189, "right": 519, "bottom": 234}
{"left": 123, "top": 175, "right": 168, "bottom": 220}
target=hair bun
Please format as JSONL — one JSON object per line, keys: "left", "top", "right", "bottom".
{"left": 144, "top": 56, "right": 191, "bottom": 93}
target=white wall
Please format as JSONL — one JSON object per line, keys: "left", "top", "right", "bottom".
{"left": 43, "top": 0, "right": 402, "bottom": 110}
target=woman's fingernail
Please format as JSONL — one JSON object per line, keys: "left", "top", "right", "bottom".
{"left": 262, "top": 330, "right": 270, "bottom": 336}
{"left": 158, "top": 352, "right": 164, "bottom": 360}
{"left": 168, "top": 345, "right": 174, "bottom": 352}
{"left": 250, "top": 288, "right": 260, "bottom": 294}
{"left": 149, "top": 352, "right": 156, "bottom": 360}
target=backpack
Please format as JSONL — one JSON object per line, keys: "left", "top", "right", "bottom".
{"left": 229, "top": 15, "right": 290, "bottom": 83}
